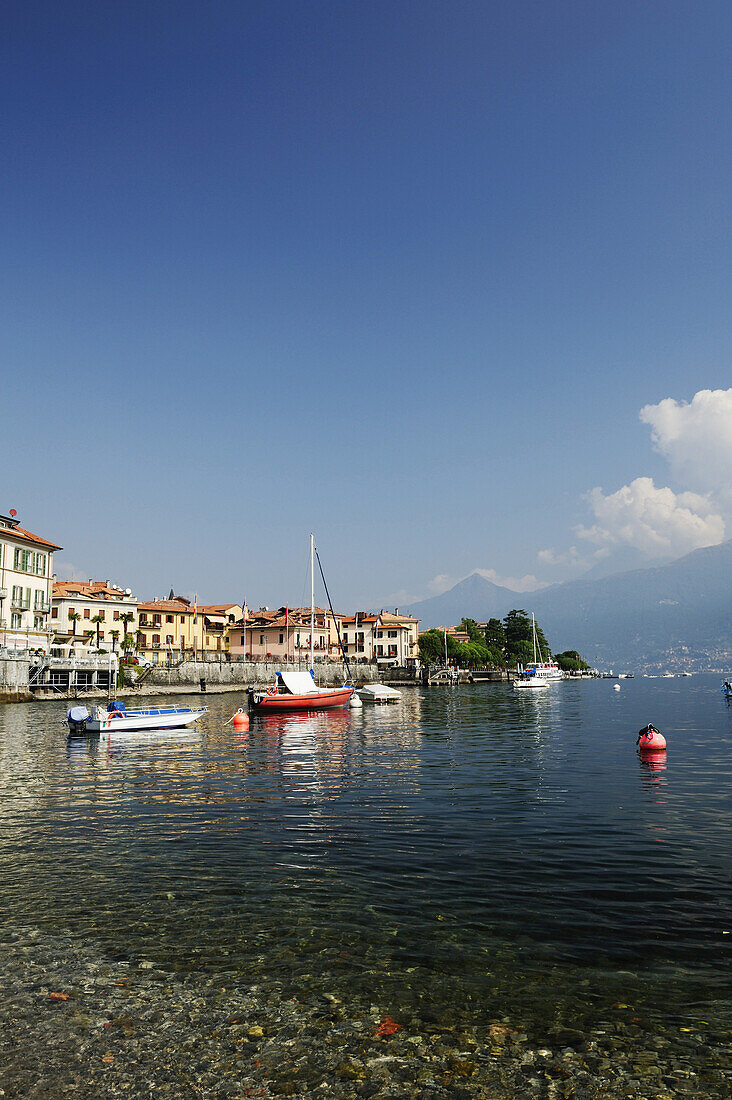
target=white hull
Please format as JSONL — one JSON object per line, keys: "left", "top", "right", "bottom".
{"left": 357, "top": 683, "right": 402, "bottom": 705}
{"left": 514, "top": 679, "right": 549, "bottom": 690}
{"left": 86, "top": 707, "right": 207, "bottom": 733}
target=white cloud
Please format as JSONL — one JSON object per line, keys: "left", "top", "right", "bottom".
{"left": 473, "top": 568, "right": 548, "bottom": 593}
{"left": 537, "top": 545, "right": 595, "bottom": 569}
{"left": 55, "top": 561, "right": 88, "bottom": 581}
{"left": 576, "top": 476, "right": 725, "bottom": 557}
{"left": 424, "top": 568, "right": 547, "bottom": 597}
{"left": 640, "top": 388, "right": 732, "bottom": 511}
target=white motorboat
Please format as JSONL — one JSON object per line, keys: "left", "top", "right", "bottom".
{"left": 513, "top": 676, "right": 549, "bottom": 690}
{"left": 357, "top": 683, "right": 402, "bottom": 705}
{"left": 67, "top": 701, "right": 207, "bottom": 736}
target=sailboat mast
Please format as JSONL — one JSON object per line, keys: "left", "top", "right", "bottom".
{"left": 310, "top": 533, "right": 315, "bottom": 670}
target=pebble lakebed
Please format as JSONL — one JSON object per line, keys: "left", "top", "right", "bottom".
{"left": 2, "top": 924, "right": 728, "bottom": 1099}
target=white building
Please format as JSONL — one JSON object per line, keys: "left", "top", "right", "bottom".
{"left": 0, "top": 512, "right": 61, "bottom": 652}
{"left": 52, "top": 580, "right": 138, "bottom": 653}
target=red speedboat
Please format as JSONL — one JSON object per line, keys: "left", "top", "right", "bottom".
{"left": 248, "top": 670, "right": 354, "bottom": 713}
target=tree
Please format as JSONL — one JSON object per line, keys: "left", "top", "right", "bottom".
{"left": 120, "top": 613, "right": 134, "bottom": 653}
{"left": 502, "top": 609, "right": 553, "bottom": 668}
{"left": 91, "top": 614, "right": 103, "bottom": 648}
{"left": 418, "top": 629, "right": 447, "bottom": 666}
{"left": 484, "top": 618, "right": 506, "bottom": 652}
{"left": 555, "top": 650, "right": 590, "bottom": 672}
{"left": 68, "top": 611, "right": 81, "bottom": 637}
{"left": 460, "top": 618, "right": 485, "bottom": 644}
{"left": 110, "top": 629, "right": 120, "bottom": 652}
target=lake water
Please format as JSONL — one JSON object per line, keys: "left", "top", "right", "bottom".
{"left": 1, "top": 675, "right": 730, "bottom": 1097}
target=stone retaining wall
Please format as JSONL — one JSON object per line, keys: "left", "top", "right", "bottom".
{"left": 0, "top": 657, "right": 32, "bottom": 702}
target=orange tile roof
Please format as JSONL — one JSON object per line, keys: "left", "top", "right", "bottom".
{"left": 137, "top": 599, "right": 193, "bottom": 613}
{"left": 4, "top": 523, "right": 62, "bottom": 551}
{"left": 53, "top": 581, "right": 134, "bottom": 601}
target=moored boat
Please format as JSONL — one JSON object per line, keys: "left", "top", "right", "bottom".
{"left": 248, "top": 670, "right": 354, "bottom": 712}
{"left": 247, "top": 534, "right": 355, "bottom": 714}
{"left": 67, "top": 700, "right": 208, "bottom": 736}
{"left": 357, "top": 683, "right": 402, "bottom": 705}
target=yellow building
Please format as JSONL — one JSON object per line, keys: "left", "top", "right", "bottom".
{"left": 136, "top": 598, "right": 197, "bottom": 663}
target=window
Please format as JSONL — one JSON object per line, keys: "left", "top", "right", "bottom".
{"left": 139, "top": 634, "right": 147, "bottom": 646}
{"left": 68, "top": 607, "right": 76, "bottom": 617}
{"left": 241, "top": 635, "right": 246, "bottom": 645}
{"left": 166, "top": 635, "right": 174, "bottom": 644}
{"left": 99, "top": 631, "right": 104, "bottom": 641}
{"left": 99, "top": 610, "right": 105, "bottom": 621}
{"left": 34, "top": 589, "right": 45, "bottom": 610}
{"left": 376, "top": 645, "right": 383, "bottom": 657}
{"left": 260, "top": 635, "right": 265, "bottom": 645}
{"left": 11, "top": 613, "right": 21, "bottom": 629}
{"left": 279, "top": 633, "right": 284, "bottom": 644}
{"left": 388, "top": 630, "right": 397, "bottom": 638}
{"left": 153, "top": 615, "right": 161, "bottom": 626}
{"left": 376, "top": 630, "right": 383, "bottom": 639}
{"left": 388, "top": 645, "right": 397, "bottom": 658}
{"left": 139, "top": 615, "right": 148, "bottom": 625}
{"left": 51, "top": 607, "right": 58, "bottom": 619}
{"left": 113, "top": 610, "right": 120, "bottom": 620}
{"left": 33, "top": 552, "right": 46, "bottom": 576}
{"left": 152, "top": 634, "right": 160, "bottom": 646}
{"left": 180, "top": 616, "right": 185, "bottom": 624}
{"left": 84, "top": 608, "right": 90, "bottom": 618}
{"left": 34, "top": 615, "right": 44, "bottom": 631}
{"left": 166, "top": 615, "right": 173, "bottom": 623}
{"left": 343, "top": 632, "right": 348, "bottom": 643}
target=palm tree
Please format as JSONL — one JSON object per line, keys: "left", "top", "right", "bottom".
{"left": 110, "top": 629, "right": 120, "bottom": 652}
{"left": 68, "top": 611, "right": 81, "bottom": 637}
{"left": 91, "top": 614, "right": 103, "bottom": 648}
{"left": 120, "top": 612, "right": 134, "bottom": 654}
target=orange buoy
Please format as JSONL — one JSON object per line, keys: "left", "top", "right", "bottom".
{"left": 637, "top": 723, "right": 666, "bottom": 751}
{"left": 232, "top": 709, "right": 250, "bottom": 730}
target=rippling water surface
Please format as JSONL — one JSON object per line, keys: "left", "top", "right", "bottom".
{"left": 1, "top": 676, "right": 731, "bottom": 1040}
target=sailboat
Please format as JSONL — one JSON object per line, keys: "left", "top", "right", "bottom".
{"left": 247, "top": 535, "right": 355, "bottom": 713}
{"left": 513, "top": 614, "right": 550, "bottom": 691}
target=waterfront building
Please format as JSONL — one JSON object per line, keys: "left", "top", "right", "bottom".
{"left": 52, "top": 580, "right": 138, "bottom": 652}
{"left": 137, "top": 598, "right": 197, "bottom": 663}
{"left": 0, "top": 512, "right": 61, "bottom": 652}
{"left": 227, "top": 606, "right": 331, "bottom": 663}
{"left": 198, "top": 604, "right": 243, "bottom": 656}
{"left": 373, "top": 611, "right": 421, "bottom": 666}
{"left": 340, "top": 613, "right": 382, "bottom": 663}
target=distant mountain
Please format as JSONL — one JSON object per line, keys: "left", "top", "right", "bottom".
{"left": 404, "top": 572, "right": 530, "bottom": 629}
{"left": 406, "top": 541, "right": 732, "bottom": 670}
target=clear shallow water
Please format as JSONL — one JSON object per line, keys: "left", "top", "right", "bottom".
{"left": 1, "top": 677, "right": 730, "bottom": 1060}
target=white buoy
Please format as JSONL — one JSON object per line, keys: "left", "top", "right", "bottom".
{"left": 613, "top": 683, "right": 621, "bottom": 691}
{"left": 349, "top": 692, "right": 363, "bottom": 708}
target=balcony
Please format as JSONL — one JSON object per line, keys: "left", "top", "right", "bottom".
{"left": 0, "top": 588, "right": 7, "bottom": 599}
{"left": 11, "top": 599, "right": 30, "bottom": 611}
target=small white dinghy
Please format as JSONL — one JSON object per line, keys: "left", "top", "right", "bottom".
{"left": 67, "top": 700, "right": 208, "bottom": 737}
{"left": 356, "top": 683, "right": 403, "bottom": 705}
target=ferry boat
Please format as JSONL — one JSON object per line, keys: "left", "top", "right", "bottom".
{"left": 67, "top": 700, "right": 207, "bottom": 736}
{"left": 523, "top": 660, "right": 564, "bottom": 681}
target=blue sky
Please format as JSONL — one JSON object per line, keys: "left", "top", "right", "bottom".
{"left": 3, "top": 1, "right": 731, "bottom": 609}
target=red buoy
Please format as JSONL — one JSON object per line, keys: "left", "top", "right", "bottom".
{"left": 232, "top": 710, "right": 250, "bottom": 730}
{"left": 637, "top": 724, "right": 666, "bottom": 751}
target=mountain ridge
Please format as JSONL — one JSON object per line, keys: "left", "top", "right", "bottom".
{"left": 405, "top": 541, "right": 732, "bottom": 670}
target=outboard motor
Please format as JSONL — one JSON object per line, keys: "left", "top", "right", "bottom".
{"left": 67, "top": 705, "right": 91, "bottom": 736}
